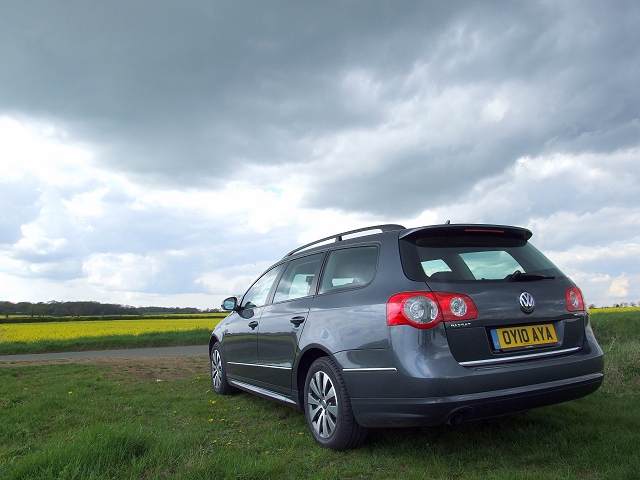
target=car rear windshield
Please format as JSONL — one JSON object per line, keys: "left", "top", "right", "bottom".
{"left": 399, "top": 233, "right": 564, "bottom": 283}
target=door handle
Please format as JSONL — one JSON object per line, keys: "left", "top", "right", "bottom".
{"left": 290, "top": 316, "right": 305, "bottom": 326}
{"left": 248, "top": 321, "right": 259, "bottom": 330}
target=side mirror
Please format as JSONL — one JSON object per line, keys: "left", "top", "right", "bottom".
{"left": 221, "top": 297, "right": 238, "bottom": 312}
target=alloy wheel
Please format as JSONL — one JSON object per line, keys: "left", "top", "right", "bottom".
{"left": 211, "top": 348, "right": 223, "bottom": 391}
{"left": 307, "top": 370, "right": 339, "bottom": 438}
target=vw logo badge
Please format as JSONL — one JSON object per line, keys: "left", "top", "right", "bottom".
{"left": 519, "top": 292, "right": 535, "bottom": 314}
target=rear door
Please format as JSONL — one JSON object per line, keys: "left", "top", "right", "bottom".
{"left": 257, "top": 253, "right": 324, "bottom": 394}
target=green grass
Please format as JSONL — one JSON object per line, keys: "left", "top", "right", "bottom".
{"left": 0, "top": 312, "right": 637, "bottom": 479}
{"left": 589, "top": 309, "right": 640, "bottom": 396}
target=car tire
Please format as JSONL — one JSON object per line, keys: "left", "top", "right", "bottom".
{"left": 210, "top": 342, "right": 238, "bottom": 395}
{"left": 304, "top": 356, "right": 368, "bottom": 450}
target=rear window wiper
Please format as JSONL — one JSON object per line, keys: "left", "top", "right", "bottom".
{"left": 507, "top": 270, "right": 556, "bottom": 282}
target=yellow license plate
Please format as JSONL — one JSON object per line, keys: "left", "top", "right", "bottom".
{"left": 491, "top": 324, "right": 558, "bottom": 350}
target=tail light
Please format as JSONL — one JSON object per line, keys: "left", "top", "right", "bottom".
{"left": 566, "top": 286, "right": 586, "bottom": 312}
{"left": 387, "top": 292, "right": 478, "bottom": 329}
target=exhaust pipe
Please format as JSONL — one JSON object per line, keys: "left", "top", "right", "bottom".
{"left": 446, "top": 406, "right": 474, "bottom": 426}
{"left": 448, "top": 413, "right": 464, "bottom": 426}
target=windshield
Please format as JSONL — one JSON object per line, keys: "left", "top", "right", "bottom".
{"left": 399, "top": 234, "right": 564, "bottom": 282}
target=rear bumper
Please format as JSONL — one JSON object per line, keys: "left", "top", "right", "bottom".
{"left": 337, "top": 323, "right": 604, "bottom": 428}
{"left": 350, "top": 371, "right": 603, "bottom": 428}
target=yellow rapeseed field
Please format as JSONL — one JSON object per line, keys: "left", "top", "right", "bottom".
{"left": 590, "top": 307, "right": 640, "bottom": 314}
{"left": 0, "top": 318, "right": 222, "bottom": 343}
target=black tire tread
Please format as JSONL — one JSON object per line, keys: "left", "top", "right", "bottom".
{"left": 305, "top": 356, "right": 368, "bottom": 450}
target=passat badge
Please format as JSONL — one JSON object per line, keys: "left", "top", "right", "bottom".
{"left": 519, "top": 292, "right": 535, "bottom": 314}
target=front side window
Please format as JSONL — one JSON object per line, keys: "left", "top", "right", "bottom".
{"left": 273, "top": 253, "right": 324, "bottom": 303}
{"left": 241, "top": 264, "right": 284, "bottom": 309}
{"left": 319, "top": 246, "right": 378, "bottom": 294}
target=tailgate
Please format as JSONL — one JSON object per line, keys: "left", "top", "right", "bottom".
{"left": 436, "top": 278, "right": 586, "bottom": 365}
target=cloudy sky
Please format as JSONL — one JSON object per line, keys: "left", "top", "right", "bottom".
{"left": 1, "top": 1, "right": 639, "bottom": 309}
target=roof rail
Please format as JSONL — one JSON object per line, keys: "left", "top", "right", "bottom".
{"left": 284, "top": 224, "right": 406, "bottom": 258}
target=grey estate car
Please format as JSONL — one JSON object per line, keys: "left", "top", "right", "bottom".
{"left": 210, "top": 224, "right": 604, "bottom": 450}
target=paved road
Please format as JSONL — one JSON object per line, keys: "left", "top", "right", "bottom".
{"left": 0, "top": 344, "right": 210, "bottom": 362}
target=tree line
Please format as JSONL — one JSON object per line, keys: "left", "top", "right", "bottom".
{"left": 0, "top": 300, "right": 215, "bottom": 318}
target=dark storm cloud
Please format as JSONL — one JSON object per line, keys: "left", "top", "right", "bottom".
{"left": 1, "top": 1, "right": 639, "bottom": 218}
{"left": 0, "top": 1, "right": 455, "bottom": 180}
{"left": 303, "top": 2, "right": 640, "bottom": 215}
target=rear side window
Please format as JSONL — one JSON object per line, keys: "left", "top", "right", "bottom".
{"left": 319, "top": 246, "right": 378, "bottom": 294}
{"left": 400, "top": 234, "right": 563, "bottom": 282}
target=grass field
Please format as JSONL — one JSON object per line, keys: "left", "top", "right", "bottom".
{"left": 0, "top": 310, "right": 638, "bottom": 479}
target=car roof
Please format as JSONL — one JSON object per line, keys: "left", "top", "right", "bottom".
{"left": 283, "top": 224, "right": 405, "bottom": 258}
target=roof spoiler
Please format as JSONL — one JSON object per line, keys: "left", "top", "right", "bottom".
{"left": 399, "top": 224, "right": 533, "bottom": 241}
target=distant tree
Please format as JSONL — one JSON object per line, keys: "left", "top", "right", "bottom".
{"left": 0, "top": 301, "right": 14, "bottom": 317}
{"left": 0, "top": 300, "right": 204, "bottom": 319}
{"left": 588, "top": 304, "right": 596, "bottom": 310}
